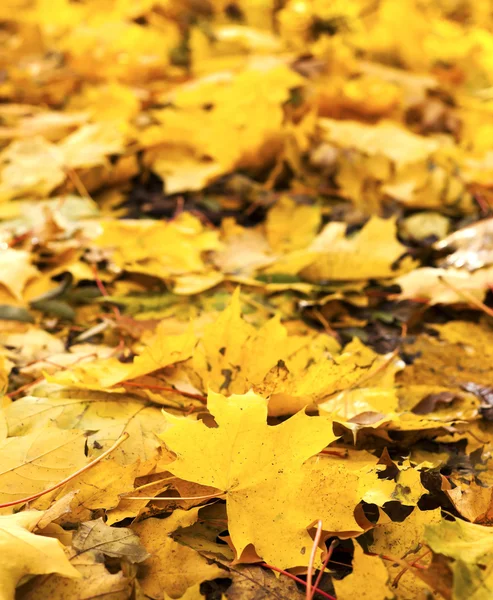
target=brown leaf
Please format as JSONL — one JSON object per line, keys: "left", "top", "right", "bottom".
{"left": 72, "top": 518, "right": 150, "bottom": 563}
{"left": 411, "top": 391, "right": 459, "bottom": 415}
{"left": 226, "top": 565, "right": 304, "bottom": 600}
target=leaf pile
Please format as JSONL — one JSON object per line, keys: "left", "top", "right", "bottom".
{"left": 2, "top": 1, "right": 493, "bottom": 599}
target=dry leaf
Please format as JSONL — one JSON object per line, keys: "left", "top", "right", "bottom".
{"left": 0, "top": 510, "right": 79, "bottom": 600}
{"left": 133, "top": 508, "right": 225, "bottom": 599}
{"left": 72, "top": 518, "right": 149, "bottom": 563}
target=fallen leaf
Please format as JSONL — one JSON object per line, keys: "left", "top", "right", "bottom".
{"left": 4, "top": 389, "right": 167, "bottom": 470}
{"left": 0, "top": 249, "right": 40, "bottom": 302}
{"left": 0, "top": 510, "right": 80, "bottom": 600}
{"left": 48, "top": 326, "right": 196, "bottom": 389}
{"left": 161, "top": 390, "right": 390, "bottom": 569}
{"left": 300, "top": 217, "right": 415, "bottom": 281}
{"left": 72, "top": 518, "right": 149, "bottom": 563}
{"left": 333, "top": 543, "right": 393, "bottom": 600}
{"left": 425, "top": 519, "right": 493, "bottom": 600}
{"left": 19, "top": 548, "right": 133, "bottom": 600}
{"left": 133, "top": 508, "right": 225, "bottom": 599}
{"left": 226, "top": 564, "right": 304, "bottom": 599}
{"left": 0, "top": 427, "right": 87, "bottom": 511}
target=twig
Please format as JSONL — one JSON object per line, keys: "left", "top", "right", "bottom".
{"left": 392, "top": 549, "right": 431, "bottom": 588}
{"left": 261, "top": 563, "right": 337, "bottom": 600}
{"left": 65, "top": 167, "right": 93, "bottom": 201}
{"left": 313, "top": 540, "right": 338, "bottom": 595}
{"left": 312, "top": 308, "right": 340, "bottom": 340}
{"left": 7, "top": 377, "right": 44, "bottom": 398}
{"left": 307, "top": 520, "right": 323, "bottom": 600}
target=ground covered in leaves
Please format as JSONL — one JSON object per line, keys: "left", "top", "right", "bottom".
{"left": 3, "top": 1, "right": 493, "bottom": 599}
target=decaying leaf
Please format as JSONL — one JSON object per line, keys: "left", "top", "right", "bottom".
{"left": 426, "top": 519, "right": 493, "bottom": 600}
{"left": 19, "top": 549, "right": 134, "bottom": 600}
{"left": 72, "top": 518, "right": 149, "bottom": 563}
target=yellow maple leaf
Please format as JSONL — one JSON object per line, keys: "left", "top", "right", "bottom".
{"left": 300, "top": 216, "right": 415, "bottom": 281}
{"left": 141, "top": 62, "right": 306, "bottom": 193}
{"left": 425, "top": 518, "right": 493, "bottom": 600}
{"left": 265, "top": 196, "right": 322, "bottom": 253}
{"left": 61, "top": 20, "right": 180, "bottom": 83}
{"left": 58, "top": 123, "right": 126, "bottom": 169}
{"left": 34, "top": 457, "right": 140, "bottom": 522}
{"left": 334, "top": 544, "right": 393, "bottom": 600}
{"left": 320, "top": 118, "right": 439, "bottom": 166}
{"left": 66, "top": 82, "right": 139, "bottom": 128}
{"left": 191, "top": 289, "right": 384, "bottom": 415}
{"left": 161, "top": 390, "right": 390, "bottom": 569}
{"left": 5, "top": 389, "right": 166, "bottom": 472}
{"left": 0, "top": 249, "right": 39, "bottom": 302}
{"left": 0, "top": 137, "right": 66, "bottom": 201}
{"left": 48, "top": 325, "right": 196, "bottom": 390}
{"left": 93, "top": 212, "right": 221, "bottom": 280}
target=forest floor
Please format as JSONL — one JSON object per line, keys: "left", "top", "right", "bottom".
{"left": 1, "top": 1, "right": 493, "bottom": 599}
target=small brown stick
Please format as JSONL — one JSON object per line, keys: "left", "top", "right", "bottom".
{"left": 392, "top": 548, "right": 431, "bottom": 588}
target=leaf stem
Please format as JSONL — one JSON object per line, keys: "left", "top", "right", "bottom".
{"left": 392, "top": 548, "right": 431, "bottom": 587}
{"left": 307, "top": 520, "right": 323, "bottom": 600}
{"left": 261, "top": 562, "right": 337, "bottom": 600}
{"left": 313, "top": 540, "right": 338, "bottom": 596}
{"left": 7, "top": 377, "right": 44, "bottom": 398}
{"left": 438, "top": 275, "right": 493, "bottom": 318}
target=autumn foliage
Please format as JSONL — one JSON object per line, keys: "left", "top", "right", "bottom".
{"left": 2, "top": 1, "right": 493, "bottom": 599}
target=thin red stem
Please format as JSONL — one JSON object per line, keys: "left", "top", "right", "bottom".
{"left": 7, "top": 377, "right": 44, "bottom": 398}
{"left": 261, "top": 563, "right": 337, "bottom": 600}
{"left": 91, "top": 265, "right": 122, "bottom": 321}
{"left": 319, "top": 450, "right": 347, "bottom": 458}
{"left": 313, "top": 540, "right": 338, "bottom": 594}
{"left": 392, "top": 549, "right": 431, "bottom": 587}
